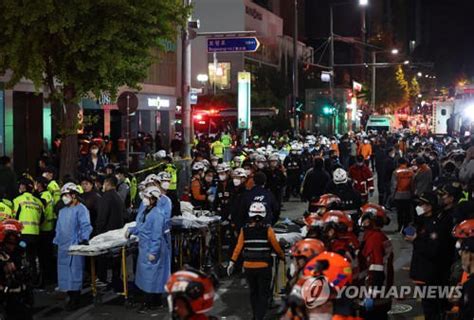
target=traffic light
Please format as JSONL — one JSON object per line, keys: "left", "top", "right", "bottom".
{"left": 322, "top": 105, "right": 335, "bottom": 115}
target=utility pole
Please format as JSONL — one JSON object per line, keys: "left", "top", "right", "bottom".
{"left": 329, "top": 5, "right": 335, "bottom": 134}
{"left": 293, "top": 0, "right": 299, "bottom": 135}
{"left": 182, "top": 0, "right": 192, "bottom": 159}
{"left": 371, "top": 51, "right": 376, "bottom": 112}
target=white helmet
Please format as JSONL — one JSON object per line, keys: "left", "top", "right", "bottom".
{"left": 216, "top": 163, "right": 231, "bottom": 173}
{"left": 155, "top": 150, "right": 167, "bottom": 159}
{"left": 333, "top": 168, "right": 348, "bottom": 184}
{"left": 232, "top": 168, "right": 248, "bottom": 178}
{"left": 143, "top": 186, "right": 161, "bottom": 199}
{"left": 192, "top": 162, "right": 206, "bottom": 171}
{"left": 249, "top": 202, "right": 267, "bottom": 218}
{"left": 255, "top": 154, "right": 267, "bottom": 163}
{"left": 144, "top": 173, "right": 159, "bottom": 184}
{"left": 61, "top": 182, "right": 80, "bottom": 195}
{"left": 233, "top": 156, "right": 242, "bottom": 163}
{"left": 157, "top": 171, "right": 172, "bottom": 182}
{"left": 268, "top": 153, "right": 280, "bottom": 162}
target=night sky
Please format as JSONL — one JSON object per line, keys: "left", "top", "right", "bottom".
{"left": 416, "top": 0, "right": 474, "bottom": 85}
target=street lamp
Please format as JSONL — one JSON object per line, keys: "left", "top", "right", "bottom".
{"left": 359, "top": 0, "right": 368, "bottom": 6}
{"left": 417, "top": 72, "right": 423, "bottom": 77}
{"left": 391, "top": 48, "right": 399, "bottom": 55}
{"left": 196, "top": 74, "right": 208, "bottom": 83}
{"left": 404, "top": 60, "right": 410, "bottom": 65}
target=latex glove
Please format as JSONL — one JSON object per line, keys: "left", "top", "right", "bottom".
{"left": 125, "top": 229, "right": 131, "bottom": 239}
{"left": 227, "top": 261, "right": 235, "bottom": 276}
{"left": 148, "top": 254, "right": 156, "bottom": 262}
{"left": 208, "top": 195, "right": 215, "bottom": 203}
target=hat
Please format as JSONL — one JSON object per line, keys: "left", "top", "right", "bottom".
{"left": 438, "top": 182, "right": 463, "bottom": 200}
{"left": 417, "top": 191, "right": 438, "bottom": 208}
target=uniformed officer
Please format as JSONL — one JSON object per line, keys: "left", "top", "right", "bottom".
{"left": 42, "top": 166, "right": 61, "bottom": 205}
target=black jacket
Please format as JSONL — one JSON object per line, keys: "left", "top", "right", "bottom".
{"left": 238, "top": 185, "right": 279, "bottom": 226}
{"left": 81, "top": 190, "right": 101, "bottom": 228}
{"left": 325, "top": 181, "right": 361, "bottom": 211}
{"left": 409, "top": 212, "right": 453, "bottom": 284}
{"left": 95, "top": 189, "right": 125, "bottom": 234}
{"left": 301, "top": 167, "right": 330, "bottom": 202}
{"left": 0, "top": 166, "right": 17, "bottom": 200}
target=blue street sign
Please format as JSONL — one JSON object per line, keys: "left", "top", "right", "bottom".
{"left": 207, "top": 37, "right": 260, "bottom": 53}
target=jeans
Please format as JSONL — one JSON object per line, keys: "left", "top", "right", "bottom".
{"left": 245, "top": 267, "right": 272, "bottom": 320}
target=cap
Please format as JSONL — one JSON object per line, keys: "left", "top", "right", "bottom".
{"left": 438, "top": 182, "right": 463, "bottom": 200}
{"left": 417, "top": 191, "right": 438, "bottom": 207}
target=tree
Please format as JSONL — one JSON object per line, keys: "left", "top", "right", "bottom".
{"left": 0, "top": 0, "right": 187, "bottom": 177}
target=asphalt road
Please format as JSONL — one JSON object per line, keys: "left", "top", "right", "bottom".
{"left": 33, "top": 192, "right": 424, "bottom": 320}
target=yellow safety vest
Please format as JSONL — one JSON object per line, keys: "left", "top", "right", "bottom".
{"left": 211, "top": 141, "right": 225, "bottom": 158}
{"left": 0, "top": 201, "right": 13, "bottom": 222}
{"left": 47, "top": 180, "right": 61, "bottom": 205}
{"left": 40, "top": 191, "right": 56, "bottom": 232}
{"left": 165, "top": 164, "right": 178, "bottom": 191}
{"left": 13, "top": 192, "right": 44, "bottom": 236}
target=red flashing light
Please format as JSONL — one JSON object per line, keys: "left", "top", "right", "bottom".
{"left": 194, "top": 114, "right": 203, "bottom": 120}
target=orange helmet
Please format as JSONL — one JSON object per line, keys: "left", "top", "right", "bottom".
{"left": 165, "top": 267, "right": 218, "bottom": 316}
{"left": 360, "top": 203, "right": 390, "bottom": 226}
{"left": 290, "top": 239, "right": 326, "bottom": 259}
{"left": 303, "top": 251, "right": 352, "bottom": 289}
{"left": 321, "top": 210, "right": 353, "bottom": 232}
{"left": 303, "top": 212, "right": 323, "bottom": 227}
{"left": 452, "top": 219, "right": 474, "bottom": 239}
{"left": 312, "top": 194, "right": 342, "bottom": 210}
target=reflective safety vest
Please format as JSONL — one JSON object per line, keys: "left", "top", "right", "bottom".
{"left": 211, "top": 141, "right": 225, "bottom": 158}
{"left": 13, "top": 192, "right": 44, "bottom": 236}
{"left": 221, "top": 134, "right": 232, "bottom": 148}
{"left": 130, "top": 176, "right": 138, "bottom": 203}
{"left": 165, "top": 164, "right": 178, "bottom": 191}
{"left": 242, "top": 224, "right": 272, "bottom": 263}
{"left": 47, "top": 180, "right": 61, "bottom": 205}
{"left": 40, "top": 191, "right": 56, "bottom": 232}
{"left": 0, "top": 200, "right": 13, "bottom": 222}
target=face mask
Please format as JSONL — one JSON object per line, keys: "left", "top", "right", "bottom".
{"left": 115, "top": 175, "right": 123, "bottom": 182}
{"left": 233, "top": 179, "right": 242, "bottom": 186}
{"left": 257, "top": 163, "right": 265, "bottom": 169}
{"left": 42, "top": 172, "right": 49, "bottom": 179}
{"left": 415, "top": 205, "right": 425, "bottom": 216}
{"left": 211, "top": 161, "right": 218, "bottom": 167}
{"left": 91, "top": 149, "right": 99, "bottom": 155}
{"left": 219, "top": 174, "right": 227, "bottom": 181}
{"left": 291, "top": 151, "right": 297, "bottom": 155}
{"left": 62, "top": 195, "right": 72, "bottom": 206}
{"left": 142, "top": 198, "right": 150, "bottom": 207}
{"left": 161, "top": 182, "right": 170, "bottom": 190}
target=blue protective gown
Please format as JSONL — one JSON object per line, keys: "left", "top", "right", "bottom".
{"left": 53, "top": 203, "right": 92, "bottom": 291}
{"left": 130, "top": 205, "right": 171, "bottom": 293}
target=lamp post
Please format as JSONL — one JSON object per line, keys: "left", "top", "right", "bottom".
{"left": 293, "top": 0, "right": 299, "bottom": 135}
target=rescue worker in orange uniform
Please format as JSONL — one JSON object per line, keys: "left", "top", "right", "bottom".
{"left": 348, "top": 156, "right": 374, "bottom": 204}
{"left": 227, "top": 202, "right": 285, "bottom": 320}
{"left": 358, "top": 203, "right": 394, "bottom": 320}
{"left": 390, "top": 158, "right": 414, "bottom": 231}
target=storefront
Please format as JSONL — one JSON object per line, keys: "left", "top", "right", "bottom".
{"left": 130, "top": 93, "right": 176, "bottom": 149}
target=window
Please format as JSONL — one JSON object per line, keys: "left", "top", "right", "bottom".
{"left": 441, "top": 109, "right": 447, "bottom": 116}
{"left": 208, "top": 62, "right": 231, "bottom": 90}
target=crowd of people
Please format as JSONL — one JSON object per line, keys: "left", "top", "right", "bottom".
{"left": 0, "top": 129, "right": 473, "bottom": 319}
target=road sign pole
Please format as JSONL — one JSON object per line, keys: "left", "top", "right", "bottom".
{"left": 238, "top": 72, "right": 251, "bottom": 145}
{"left": 182, "top": 0, "right": 192, "bottom": 159}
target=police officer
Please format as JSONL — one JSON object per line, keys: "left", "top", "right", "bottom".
{"left": 227, "top": 202, "right": 285, "bottom": 320}
{"left": 35, "top": 177, "right": 57, "bottom": 285}
{"left": 0, "top": 192, "right": 13, "bottom": 222}
{"left": 284, "top": 145, "right": 303, "bottom": 201}
{"left": 13, "top": 178, "right": 44, "bottom": 281}
{"left": 41, "top": 167, "right": 61, "bottom": 205}
{"left": 214, "top": 163, "right": 233, "bottom": 220}
{"left": 266, "top": 154, "right": 286, "bottom": 206}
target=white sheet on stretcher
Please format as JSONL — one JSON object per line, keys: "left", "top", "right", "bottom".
{"left": 69, "top": 222, "right": 137, "bottom": 254}
{"left": 172, "top": 212, "right": 221, "bottom": 229}
{"left": 275, "top": 232, "right": 303, "bottom": 245}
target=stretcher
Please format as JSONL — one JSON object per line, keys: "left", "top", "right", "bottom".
{"left": 69, "top": 223, "right": 138, "bottom": 305}
{"left": 171, "top": 213, "right": 222, "bottom": 269}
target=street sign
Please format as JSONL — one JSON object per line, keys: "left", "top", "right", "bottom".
{"left": 208, "top": 37, "right": 260, "bottom": 53}
{"left": 117, "top": 91, "right": 138, "bottom": 115}
{"left": 238, "top": 72, "right": 251, "bottom": 129}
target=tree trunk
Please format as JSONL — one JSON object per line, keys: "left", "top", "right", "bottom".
{"left": 58, "top": 102, "right": 79, "bottom": 180}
